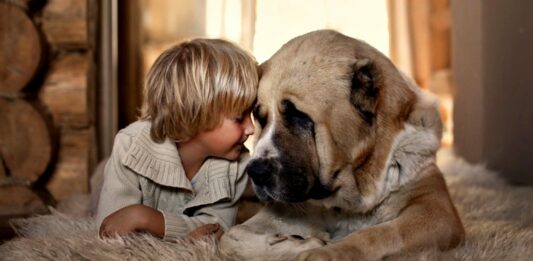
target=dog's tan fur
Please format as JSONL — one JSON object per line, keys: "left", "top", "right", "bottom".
{"left": 220, "top": 30, "right": 464, "bottom": 260}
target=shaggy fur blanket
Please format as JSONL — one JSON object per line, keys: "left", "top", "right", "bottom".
{"left": 1, "top": 149, "right": 532, "bottom": 260}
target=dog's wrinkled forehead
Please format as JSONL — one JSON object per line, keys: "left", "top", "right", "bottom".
{"left": 257, "top": 56, "right": 355, "bottom": 122}
{"left": 256, "top": 31, "right": 374, "bottom": 118}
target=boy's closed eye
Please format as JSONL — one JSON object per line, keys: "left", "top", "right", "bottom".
{"left": 232, "top": 115, "right": 245, "bottom": 123}
{"left": 231, "top": 108, "right": 253, "bottom": 124}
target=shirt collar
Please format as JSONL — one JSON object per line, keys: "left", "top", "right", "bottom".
{"left": 121, "top": 122, "right": 233, "bottom": 206}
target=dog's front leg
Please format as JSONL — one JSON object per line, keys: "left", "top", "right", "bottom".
{"left": 298, "top": 170, "right": 464, "bottom": 261}
{"left": 220, "top": 203, "right": 328, "bottom": 260}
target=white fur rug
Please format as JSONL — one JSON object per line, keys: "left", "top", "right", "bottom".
{"left": 1, "top": 149, "right": 532, "bottom": 260}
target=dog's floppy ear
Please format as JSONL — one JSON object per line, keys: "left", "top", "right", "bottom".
{"left": 350, "top": 58, "right": 379, "bottom": 124}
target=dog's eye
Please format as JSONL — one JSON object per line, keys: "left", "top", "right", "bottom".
{"left": 281, "top": 99, "right": 314, "bottom": 135}
{"left": 253, "top": 105, "right": 267, "bottom": 128}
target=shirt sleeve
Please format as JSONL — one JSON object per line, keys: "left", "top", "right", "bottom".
{"left": 161, "top": 153, "right": 250, "bottom": 241}
{"left": 95, "top": 132, "right": 142, "bottom": 228}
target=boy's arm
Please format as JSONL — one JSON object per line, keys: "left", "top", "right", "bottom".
{"left": 99, "top": 203, "right": 164, "bottom": 237}
{"left": 96, "top": 132, "right": 143, "bottom": 229}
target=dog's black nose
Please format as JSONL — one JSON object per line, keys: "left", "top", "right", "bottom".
{"left": 246, "top": 158, "right": 277, "bottom": 186}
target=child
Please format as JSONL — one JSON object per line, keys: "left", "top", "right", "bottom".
{"left": 96, "top": 38, "right": 258, "bottom": 242}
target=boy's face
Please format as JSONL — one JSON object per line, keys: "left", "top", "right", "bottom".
{"left": 197, "top": 111, "right": 254, "bottom": 160}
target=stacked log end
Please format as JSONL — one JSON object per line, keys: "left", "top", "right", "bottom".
{"left": 1, "top": 0, "right": 94, "bottom": 224}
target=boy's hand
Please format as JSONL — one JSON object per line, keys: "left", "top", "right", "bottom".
{"left": 99, "top": 204, "right": 164, "bottom": 238}
{"left": 187, "top": 223, "right": 224, "bottom": 240}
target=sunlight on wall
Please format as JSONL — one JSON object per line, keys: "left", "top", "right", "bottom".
{"left": 206, "top": 0, "right": 390, "bottom": 62}
{"left": 254, "top": 0, "right": 389, "bottom": 62}
{"left": 206, "top": 0, "right": 242, "bottom": 44}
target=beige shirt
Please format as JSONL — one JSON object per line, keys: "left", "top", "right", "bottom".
{"left": 96, "top": 121, "right": 249, "bottom": 241}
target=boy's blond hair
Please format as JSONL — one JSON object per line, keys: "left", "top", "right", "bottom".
{"left": 141, "top": 39, "right": 258, "bottom": 143}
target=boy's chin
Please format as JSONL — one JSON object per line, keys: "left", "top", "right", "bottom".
{"left": 224, "top": 146, "right": 243, "bottom": 161}
{"left": 212, "top": 147, "right": 242, "bottom": 161}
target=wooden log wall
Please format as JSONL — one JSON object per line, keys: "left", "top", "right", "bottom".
{"left": 0, "top": 0, "right": 96, "bottom": 235}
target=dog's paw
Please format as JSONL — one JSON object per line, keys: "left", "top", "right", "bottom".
{"left": 295, "top": 236, "right": 327, "bottom": 251}
{"left": 298, "top": 247, "right": 340, "bottom": 261}
{"left": 298, "top": 246, "right": 366, "bottom": 261}
{"left": 267, "top": 234, "right": 325, "bottom": 251}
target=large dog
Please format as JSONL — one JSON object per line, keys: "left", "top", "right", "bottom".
{"left": 220, "top": 30, "right": 464, "bottom": 260}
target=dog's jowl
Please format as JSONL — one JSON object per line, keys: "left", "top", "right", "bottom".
{"left": 220, "top": 30, "right": 464, "bottom": 261}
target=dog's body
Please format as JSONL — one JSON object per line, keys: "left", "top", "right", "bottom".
{"left": 220, "top": 30, "right": 464, "bottom": 260}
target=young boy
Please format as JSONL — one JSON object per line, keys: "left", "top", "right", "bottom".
{"left": 96, "top": 38, "right": 258, "bottom": 241}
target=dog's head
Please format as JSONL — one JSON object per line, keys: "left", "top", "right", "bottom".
{"left": 247, "top": 30, "right": 442, "bottom": 211}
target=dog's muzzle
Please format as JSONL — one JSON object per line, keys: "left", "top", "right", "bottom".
{"left": 246, "top": 157, "right": 333, "bottom": 202}
{"left": 246, "top": 158, "right": 279, "bottom": 188}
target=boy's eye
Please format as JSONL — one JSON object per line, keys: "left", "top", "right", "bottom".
{"left": 232, "top": 116, "right": 244, "bottom": 123}
{"left": 232, "top": 107, "right": 253, "bottom": 124}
